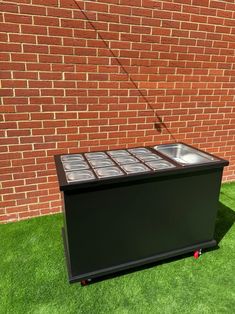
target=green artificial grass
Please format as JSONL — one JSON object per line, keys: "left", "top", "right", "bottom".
{"left": 1, "top": 182, "right": 235, "bottom": 314}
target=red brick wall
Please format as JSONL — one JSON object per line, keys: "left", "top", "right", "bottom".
{"left": 0, "top": 0, "right": 235, "bottom": 223}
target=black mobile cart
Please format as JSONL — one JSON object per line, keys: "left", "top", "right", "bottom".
{"left": 54, "top": 142, "right": 228, "bottom": 285}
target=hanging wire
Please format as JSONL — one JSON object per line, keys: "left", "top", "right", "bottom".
{"left": 71, "top": 0, "right": 177, "bottom": 141}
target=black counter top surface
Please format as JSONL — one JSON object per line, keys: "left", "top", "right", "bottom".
{"left": 54, "top": 142, "right": 229, "bottom": 191}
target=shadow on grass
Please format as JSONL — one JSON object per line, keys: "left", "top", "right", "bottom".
{"left": 82, "top": 202, "right": 235, "bottom": 286}
{"left": 214, "top": 201, "right": 235, "bottom": 244}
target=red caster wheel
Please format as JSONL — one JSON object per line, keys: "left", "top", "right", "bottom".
{"left": 81, "top": 279, "right": 91, "bottom": 286}
{"left": 194, "top": 249, "right": 202, "bottom": 259}
{"left": 81, "top": 280, "right": 88, "bottom": 286}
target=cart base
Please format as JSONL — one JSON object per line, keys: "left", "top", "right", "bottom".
{"left": 62, "top": 228, "right": 217, "bottom": 284}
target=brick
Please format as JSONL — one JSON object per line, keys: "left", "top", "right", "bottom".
{"left": 1, "top": 0, "right": 31, "bottom": 3}
{"left": 153, "top": 10, "right": 171, "bottom": 20}
{"left": 28, "top": 81, "right": 52, "bottom": 88}
{"left": 0, "top": 214, "right": 18, "bottom": 222}
{"left": 0, "top": 33, "right": 8, "bottom": 42}
{"left": 216, "top": 26, "right": 231, "bottom": 34}
{"left": 98, "top": 13, "right": 119, "bottom": 23}
{"left": 64, "top": 56, "right": 86, "bottom": 64}
{"left": 13, "top": 72, "right": 38, "bottom": 80}
{"left": 0, "top": 105, "right": 16, "bottom": 113}
{"left": 23, "top": 44, "right": 48, "bottom": 54}
{"left": 23, "top": 151, "right": 46, "bottom": 158}
{"left": 181, "top": 22, "right": 198, "bottom": 30}
{"left": 0, "top": 2, "right": 18, "bottom": 13}
{"left": 41, "top": 104, "right": 64, "bottom": 111}
{"left": 211, "top": 1, "right": 226, "bottom": 9}
{"left": 59, "top": 0, "right": 79, "bottom": 9}
{"left": 32, "top": 0, "right": 58, "bottom": 6}
{"left": 173, "top": 12, "right": 190, "bottom": 21}
{"left": 5, "top": 13, "right": 32, "bottom": 24}
{"left": 65, "top": 89, "right": 86, "bottom": 96}
{"left": 76, "top": 65, "right": 97, "bottom": 73}
{"left": 41, "top": 89, "right": 64, "bottom": 96}
{"left": 132, "top": 7, "right": 152, "bottom": 17}
{"left": 20, "top": 4, "right": 46, "bottom": 15}
{"left": 0, "top": 53, "right": 10, "bottom": 62}
{"left": 119, "top": 0, "right": 141, "bottom": 5}
{"left": 50, "top": 46, "right": 73, "bottom": 55}
{"left": 208, "top": 16, "right": 224, "bottom": 25}
{"left": 88, "top": 74, "right": 109, "bottom": 81}
{"left": 4, "top": 113, "right": 29, "bottom": 121}
{"left": 39, "top": 55, "right": 62, "bottom": 63}
{"left": 141, "top": 19, "right": 158, "bottom": 30}
{"left": 26, "top": 63, "right": 50, "bottom": 71}
{"left": 99, "top": 31, "right": 119, "bottom": 41}
{"left": 0, "top": 166, "right": 23, "bottom": 175}
{"left": 192, "top": 0, "right": 209, "bottom": 7}
{"left": 52, "top": 64, "right": 74, "bottom": 72}
{"left": 0, "top": 89, "right": 14, "bottom": 96}
{"left": 0, "top": 22, "right": 20, "bottom": 33}
{"left": 15, "top": 89, "right": 39, "bottom": 96}
{"left": 34, "top": 16, "right": 59, "bottom": 26}
{"left": 88, "top": 21, "right": 108, "bottom": 31}
{"left": 61, "top": 19, "right": 84, "bottom": 28}
{"left": 19, "top": 210, "right": 41, "bottom": 219}
{"left": 3, "top": 99, "right": 28, "bottom": 107}
{"left": 47, "top": 7, "right": 72, "bottom": 18}
{"left": 75, "top": 48, "right": 97, "bottom": 56}
{"left": 0, "top": 63, "right": 25, "bottom": 72}
{"left": 11, "top": 53, "right": 37, "bottom": 62}
{"left": 74, "top": 29, "right": 96, "bottom": 39}
{"left": 122, "top": 34, "right": 142, "bottom": 44}
{"left": 39, "top": 72, "right": 62, "bottom": 80}
{"left": 120, "top": 15, "right": 141, "bottom": 25}
{"left": 21, "top": 25, "right": 47, "bottom": 35}
{"left": 110, "top": 4, "right": 131, "bottom": 15}
{"left": 0, "top": 43, "right": 21, "bottom": 52}
{"left": 63, "top": 38, "right": 86, "bottom": 47}
{"left": 49, "top": 27, "right": 73, "bottom": 37}
{"left": 6, "top": 205, "right": 29, "bottom": 214}
{"left": 85, "top": 2, "right": 108, "bottom": 13}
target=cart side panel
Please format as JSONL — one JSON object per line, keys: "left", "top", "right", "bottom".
{"left": 63, "top": 168, "right": 223, "bottom": 278}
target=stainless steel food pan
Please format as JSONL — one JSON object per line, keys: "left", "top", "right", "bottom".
{"left": 107, "top": 150, "right": 130, "bottom": 157}
{"left": 62, "top": 161, "right": 90, "bottom": 171}
{"left": 146, "top": 160, "right": 176, "bottom": 170}
{"left": 94, "top": 166, "right": 124, "bottom": 178}
{"left": 66, "top": 170, "right": 95, "bottom": 183}
{"left": 153, "top": 143, "right": 218, "bottom": 165}
{"left": 85, "top": 152, "right": 108, "bottom": 160}
{"left": 113, "top": 156, "right": 139, "bottom": 165}
{"left": 61, "top": 154, "right": 84, "bottom": 162}
{"left": 89, "top": 159, "right": 115, "bottom": 168}
{"left": 121, "top": 163, "right": 151, "bottom": 174}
